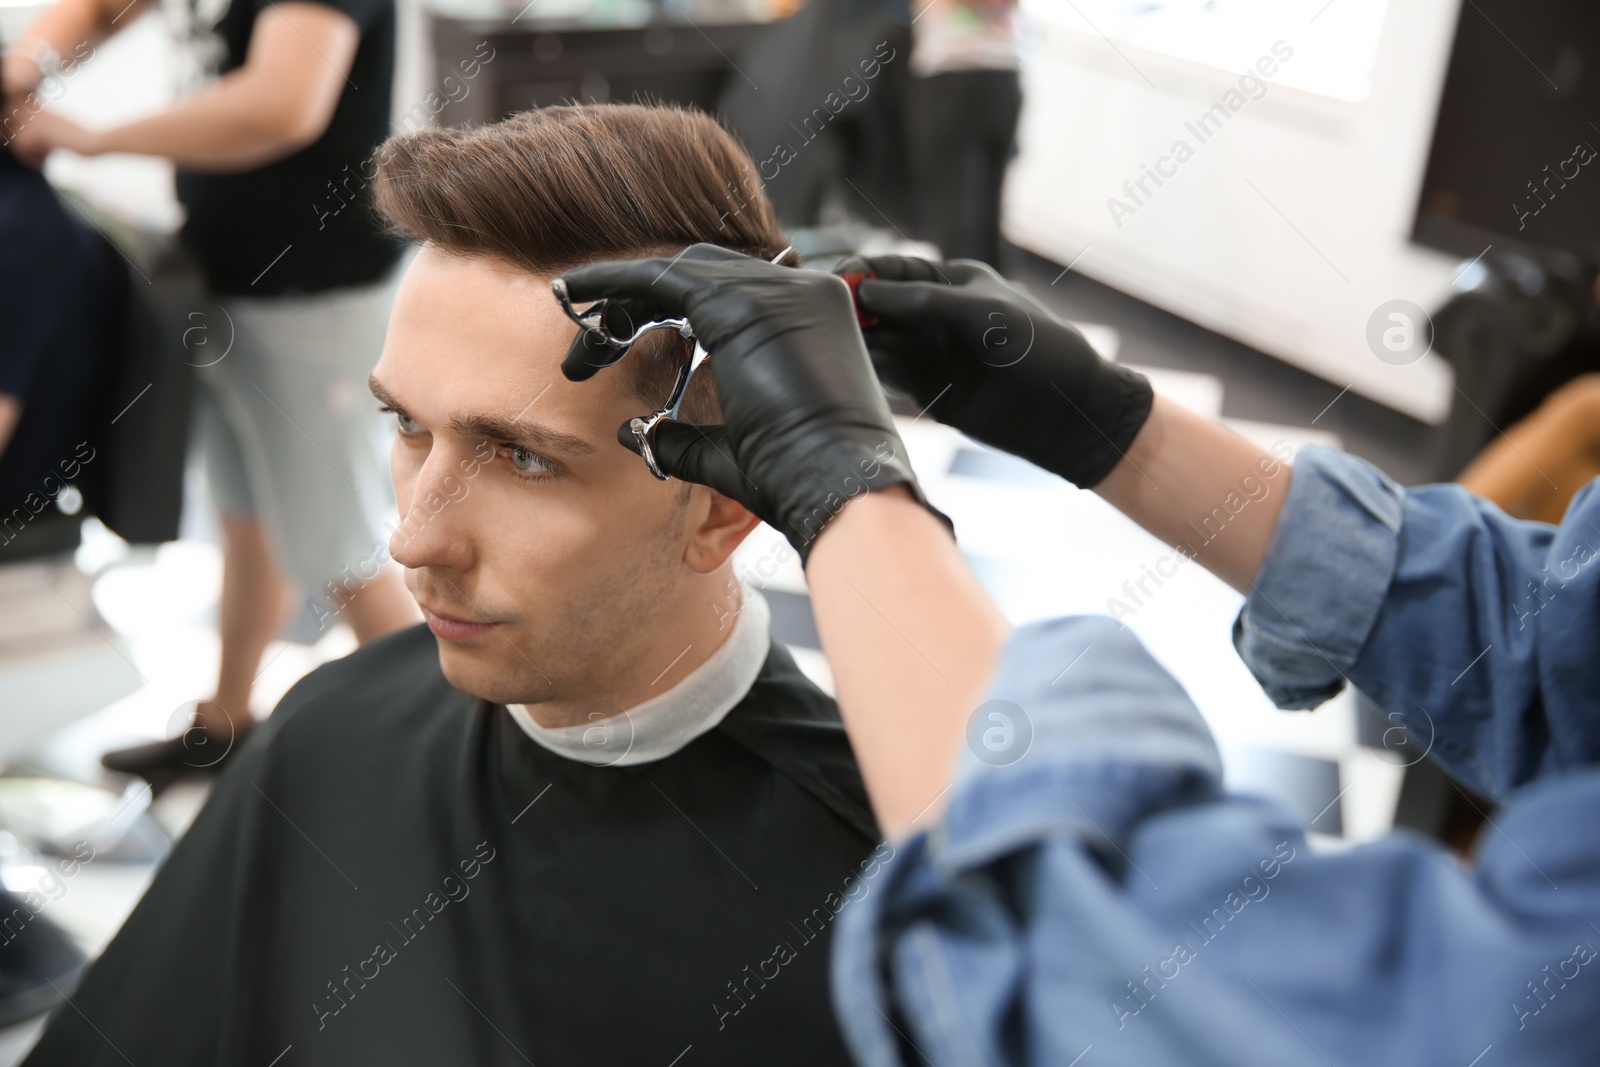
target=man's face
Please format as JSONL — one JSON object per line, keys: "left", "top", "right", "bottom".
{"left": 370, "top": 247, "right": 721, "bottom": 708}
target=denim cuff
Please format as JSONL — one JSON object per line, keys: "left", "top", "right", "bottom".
{"left": 1231, "top": 446, "right": 1404, "bottom": 709}
{"left": 931, "top": 617, "right": 1223, "bottom": 874}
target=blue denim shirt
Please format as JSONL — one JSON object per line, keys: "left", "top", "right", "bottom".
{"left": 832, "top": 447, "right": 1600, "bottom": 1066}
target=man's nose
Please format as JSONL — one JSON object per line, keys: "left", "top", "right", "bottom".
{"left": 390, "top": 452, "right": 475, "bottom": 572}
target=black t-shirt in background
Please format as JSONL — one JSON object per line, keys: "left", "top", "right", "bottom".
{"left": 174, "top": 0, "right": 403, "bottom": 295}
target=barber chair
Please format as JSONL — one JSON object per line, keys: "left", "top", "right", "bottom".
{"left": 1431, "top": 247, "right": 1600, "bottom": 480}
{"left": 0, "top": 205, "right": 200, "bottom": 565}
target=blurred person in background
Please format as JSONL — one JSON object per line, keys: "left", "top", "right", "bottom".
{"left": 904, "top": 0, "right": 1020, "bottom": 264}
{"left": 0, "top": 30, "right": 123, "bottom": 518}
{"left": 2, "top": 0, "right": 418, "bottom": 783}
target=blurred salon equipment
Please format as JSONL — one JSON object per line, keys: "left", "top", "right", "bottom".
{"left": 427, "top": 0, "right": 768, "bottom": 126}
{"left": 1410, "top": 0, "right": 1600, "bottom": 480}
{"left": 1412, "top": 0, "right": 1599, "bottom": 264}
{"left": 0, "top": 771, "right": 176, "bottom": 1026}
{"left": 0, "top": 180, "right": 205, "bottom": 772}
{"left": 427, "top": 0, "right": 912, "bottom": 231}
{"left": 0, "top": 888, "right": 84, "bottom": 1031}
{"left": 0, "top": 194, "right": 200, "bottom": 568}
{"left": 1431, "top": 247, "right": 1600, "bottom": 481}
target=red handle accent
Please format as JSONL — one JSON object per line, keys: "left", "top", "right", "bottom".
{"left": 838, "top": 268, "right": 879, "bottom": 330}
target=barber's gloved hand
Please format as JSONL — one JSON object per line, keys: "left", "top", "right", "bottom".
{"left": 556, "top": 244, "right": 947, "bottom": 562}
{"left": 840, "top": 255, "right": 1154, "bottom": 488}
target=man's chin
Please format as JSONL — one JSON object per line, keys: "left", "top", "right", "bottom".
{"left": 433, "top": 636, "right": 551, "bottom": 706}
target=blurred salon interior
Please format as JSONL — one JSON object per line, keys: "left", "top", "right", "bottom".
{"left": 1, "top": 0, "right": 1597, "bottom": 1061}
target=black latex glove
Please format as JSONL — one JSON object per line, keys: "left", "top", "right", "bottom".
{"left": 556, "top": 244, "right": 945, "bottom": 562}
{"left": 841, "top": 255, "right": 1154, "bottom": 488}
{"left": 560, "top": 297, "right": 669, "bottom": 380}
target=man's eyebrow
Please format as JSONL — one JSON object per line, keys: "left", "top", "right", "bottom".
{"left": 447, "top": 412, "right": 598, "bottom": 456}
{"left": 368, "top": 374, "right": 405, "bottom": 414}
{"left": 368, "top": 374, "right": 598, "bottom": 457}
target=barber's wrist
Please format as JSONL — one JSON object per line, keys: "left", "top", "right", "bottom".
{"left": 766, "top": 412, "right": 958, "bottom": 565}
{"left": 1090, "top": 386, "right": 1167, "bottom": 510}
{"left": 1069, "top": 360, "right": 1155, "bottom": 488}
{"left": 73, "top": 120, "right": 111, "bottom": 156}
{"left": 793, "top": 472, "right": 954, "bottom": 569}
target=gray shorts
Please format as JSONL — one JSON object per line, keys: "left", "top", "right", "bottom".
{"left": 195, "top": 272, "right": 400, "bottom": 600}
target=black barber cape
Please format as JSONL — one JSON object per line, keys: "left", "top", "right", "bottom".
{"left": 25, "top": 625, "right": 880, "bottom": 1066}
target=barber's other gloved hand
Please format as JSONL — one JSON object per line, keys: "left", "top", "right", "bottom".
{"left": 556, "top": 244, "right": 946, "bottom": 562}
{"left": 843, "top": 255, "right": 1154, "bottom": 488}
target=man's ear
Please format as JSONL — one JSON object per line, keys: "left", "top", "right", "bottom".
{"left": 682, "top": 486, "right": 761, "bottom": 574}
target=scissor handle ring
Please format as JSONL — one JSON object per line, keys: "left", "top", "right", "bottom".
{"left": 552, "top": 278, "right": 693, "bottom": 349}
{"left": 629, "top": 414, "right": 672, "bottom": 481}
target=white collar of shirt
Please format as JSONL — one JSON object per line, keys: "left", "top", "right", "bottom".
{"left": 504, "top": 584, "right": 771, "bottom": 767}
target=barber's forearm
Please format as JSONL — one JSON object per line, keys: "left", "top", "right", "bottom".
{"left": 60, "top": 2, "right": 354, "bottom": 170}
{"left": 1093, "top": 393, "right": 1293, "bottom": 594}
{"left": 807, "top": 486, "right": 1011, "bottom": 838}
{"left": 93, "top": 73, "right": 318, "bottom": 170}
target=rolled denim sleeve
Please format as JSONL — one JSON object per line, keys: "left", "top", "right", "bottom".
{"left": 1234, "top": 447, "right": 1600, "bottom": 800}
{"left": 833, "top": 618, "right": 1600, "bottom": 1067}
{"left": 834, "top": 616, "right": 1228, "bottom": 1067}
{"left": 1230, "top": 446, "right": 1403, "bottom": 709}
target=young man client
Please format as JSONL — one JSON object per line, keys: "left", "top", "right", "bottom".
{"left": 22, "top": 106, "right": 879, "bottom": 1066}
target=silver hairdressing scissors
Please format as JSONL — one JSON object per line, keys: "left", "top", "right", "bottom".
{"left": 551, "top": 246, "right": 793, "bottom": 480}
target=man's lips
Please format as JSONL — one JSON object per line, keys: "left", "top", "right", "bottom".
{"left": 420, "top": 604, "right": 497, "bottom": 642}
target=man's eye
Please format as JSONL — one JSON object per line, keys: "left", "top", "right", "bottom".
{"left": 509, "top": 447, "right": 555, "bottom": 474}
{"left": 395, "top": 412, "right": 421, "bottom": 433}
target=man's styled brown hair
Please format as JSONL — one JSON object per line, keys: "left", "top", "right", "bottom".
{"left": 373, "top": 104, "right": 795, "bottom": 424}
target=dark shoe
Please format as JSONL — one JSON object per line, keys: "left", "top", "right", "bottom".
{"left": 100, "top": 704, "right": 251, "bottom": 790}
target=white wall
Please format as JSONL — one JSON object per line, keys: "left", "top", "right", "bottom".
{"left": 1003, "top": 0, "right": 1467, "bottom": 422}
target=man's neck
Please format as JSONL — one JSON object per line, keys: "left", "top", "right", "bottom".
{"left": 518, "top": 568, "right": 746, "bottom": 729}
